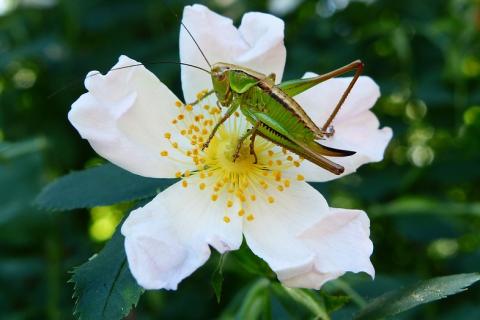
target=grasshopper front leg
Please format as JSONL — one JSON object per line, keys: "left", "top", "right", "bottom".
{"left": 202, "top": 100, "right": 239, "bottom": 151}
{"left": 232, "top": 122, "right": 260, "bottom": 163}
{"left": 187, "top": 89, "right": 214, "bottom": 107}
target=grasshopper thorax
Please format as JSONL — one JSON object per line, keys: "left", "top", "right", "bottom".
{"left": 211, "top": 63, "right": 233, "bottom": 107}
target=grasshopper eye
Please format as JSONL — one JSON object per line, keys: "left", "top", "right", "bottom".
{"left": 215, "top": 72, "right": 226, "bottom": 81}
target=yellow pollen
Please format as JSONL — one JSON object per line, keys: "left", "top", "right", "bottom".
{"left": 177, "top": 114, "right": 184, "bottom": 120}
{"left": 172, "top": 142, "right": 178, "bottom": 148}
{"left": 175, "top": 171, "right": 182, "bottom": 178}
{"left": 164, "top": 132, "right": 171, "bottom": 139}
{"left": 180, "top": 129, "right": 187, "bottom": 135}
{"left": 172, "top": 119, "right": 178, "bottom": 124}
{"left": 296, "top": 174, "right": 305, "bottom": 181}
{"left": 274, "top": 171, "right": 282, "bottom": 181}
{"left": 184, "top": 170, "right": 191, "bottom": 177}
{"left": 203, "top": 105, "right": 210, "bottom": 110}
{"left": 227, "top": 200, "right": 233, "bottom": 208}
{"left": 262, "top": 171, "right": 269, "bottom": 176}
{"left": 200, "top": 172, "right": 206, "bottom": 179}
{"left": 223, "top": 216, "right": 231, "bottom": 223}
{"left": 160, "top": 150, "right": 169, "bottom": 157}
{"left": 250, "top": 195, "right": 256, "bottom": 201}
{"left": 293, "top": 161, "right": 300, "bottom": 167}
{"left": 276, "top": 160, "right": 282, "bottom": 165}
{"left": 199, "top": 183, "right": 206, "bottom": 190}
{"left": 246, "top": 214, "right": 255, "bottom": 221}
{"left": 175, "top": 101, "right": 182, "bottom": 107}
{"left": 287, "top": 155, "right": 293, "bottom": 161}
{"left": 238, "top": 209, "right": 245, "bottom": 216}
{"left": 268, "top": 196, "right": 275, "bottom": 204}
{"left": 284, "top": 179, "right": 291, "bottom": 187}
{"left": 277, "top": 185, "right": 284, "bottom": 192}
{"left": 268, "top": 150, "right": 274, "bottom": 156}
{"left": 211, "top": 194, "right": 218, "bottom": 201}
{"left": 182, "top": 180, "right": 188, "bottom": 188}
{"left": 234, "top": 111, "right": 240, "bottom": 117}
{"left": 186, "top": 104, "right": 193, "bottom": 111}
{"left": 268, "top": 160, "right": 273, "bottom": 166}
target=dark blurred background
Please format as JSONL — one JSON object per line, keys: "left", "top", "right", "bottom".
{"left": 1, "top": 0, "right": 479, "bottom": 319}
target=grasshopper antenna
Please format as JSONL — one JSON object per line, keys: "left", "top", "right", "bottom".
{"left": 163, "top": 1, "right": 212, "bottom": 68}
{"left": 47, "top": 60, "right": 210, "bottom": 99}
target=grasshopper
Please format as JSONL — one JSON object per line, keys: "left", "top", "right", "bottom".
{"left": 197, "top": 60, "right": 364, "bottom": 175}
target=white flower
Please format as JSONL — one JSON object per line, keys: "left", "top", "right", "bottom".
{"left": 69, "top": 4, "right": 392, "bottom": 290}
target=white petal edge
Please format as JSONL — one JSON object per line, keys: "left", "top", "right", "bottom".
{"left": 121, "top": 180, "right": 243, "bottom": 290}
{"left": 290, "top": 73, "right": 392, "bottom": 182}
{"left": 69, "top": 55, "right": 191, "bottom": 178}
{"left": 281, "top": 208, "right": 374, "bottom": 289}
{"left": 180, "top": 4, "right": 286, "bottom": 103}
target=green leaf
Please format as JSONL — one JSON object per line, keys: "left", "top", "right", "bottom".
{"left": 236, "top": 279, "right": 270, "bottom": 320}
{"left": 71, "top": 218, "right": 143, "bottom": 320}
{"left": 355, "top": 273, "right": 480, "bottom": 320}
{"left": 275, "top": 285, "right": 330, "bottom": 320}
{"left": 211, "top": 253, "right": 227, "bottom": 303}
{"left": 36, "top": 163, "right": 176, "bottom": 211}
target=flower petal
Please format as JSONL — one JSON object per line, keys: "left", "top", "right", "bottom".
{"left": 243, "top": 182, "right": 373, "bottom": 289}
{"left": 69, "top": 55, "right": 191, "bottom": 178}
{"left": 282, "top": 208, "right": 374, "bottom": 289}
{"left": 180, "top": 4, "right": 286, "bottom": 103}
{"left": 121, "top": 181, "right": 243, "bottom": 290}
{"left": 243, "top": 181, "right": 325, "bottom": 281}
{"left": 290, "top": 74, "right": 392, "bottom": 182}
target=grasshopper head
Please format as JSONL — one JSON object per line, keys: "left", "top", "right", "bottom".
{"left": 211, "top": 63, "right": 232, "bottom": 107}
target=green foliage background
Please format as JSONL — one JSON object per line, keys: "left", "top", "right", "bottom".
{"left": 1, "top": 0, "right": 479, "bottom": 319}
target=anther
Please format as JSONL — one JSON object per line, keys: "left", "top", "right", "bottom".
{"left": 246, "top": 214, "right": 255, "bottom": 221}
{"left": 160, "top": 151, "right": 169, "bottom": 157}
{"left": 223, "top": 216, "right": 231, "bottom": 223}
{"left": 296, "top": 174, "right": 305, "bottom": 181}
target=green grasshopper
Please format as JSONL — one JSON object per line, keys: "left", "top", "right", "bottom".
{"left": 179, "top": 22, "right": 363, "bottom": 175}
{"left": 199, "top": 60, "right": 363, "bottom": 175}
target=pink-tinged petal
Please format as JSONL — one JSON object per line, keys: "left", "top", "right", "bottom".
{"left": 243, "top": 181, "right": 327, "bottom": 281}
{"left": 69, "top": 55, "right": 192, "bottom": 178}
{"left": 282, "top": 208, "right": 374, "bottom": 289}
{"left": 243, "top": 182, "right": 373, "bottom": 289}
{"left": 180, "top": 4, "right": 286, "bottom": 103}
{"left": 289, "top": 73, "right": 392, "bottom": 182}
{"left": 121, "top": 181, "right": 243, "bottom": 290}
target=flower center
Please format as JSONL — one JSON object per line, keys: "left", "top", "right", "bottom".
{"left": 160, "top": 90, "right": 305, "bottom": 223}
